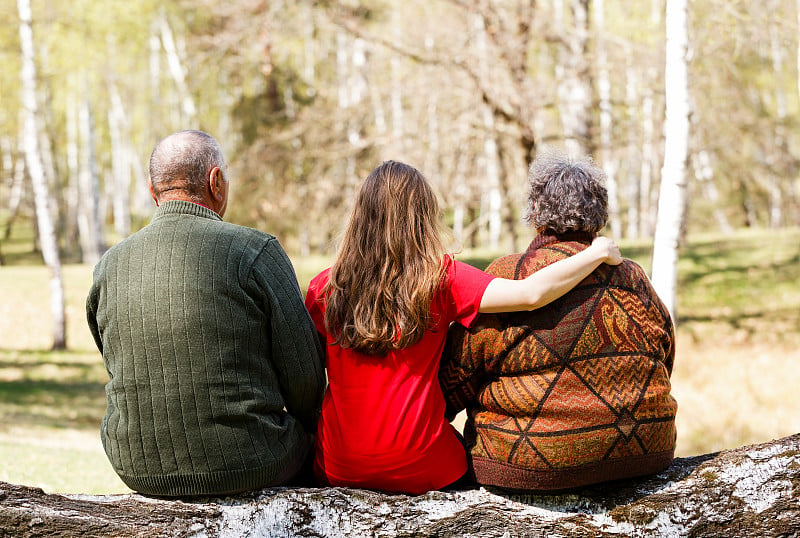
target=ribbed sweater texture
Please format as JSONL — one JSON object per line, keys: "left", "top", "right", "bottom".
{"left": 440, "top": 232, "right": 677, "bottom": 491}
{"left": 87, "top": 201, "right": 325, "bottom": 496}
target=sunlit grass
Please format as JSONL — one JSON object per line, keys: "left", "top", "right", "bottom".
{"left": 0, "top": 426, "right": 128, "bottom": 494}
{"left": 0, "top": 349, "right": 129, "bottom": 494}
{"left": 1, "top": 227, "right": 799, "bottom": 493}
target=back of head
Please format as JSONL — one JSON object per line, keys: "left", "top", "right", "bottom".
{"left": 325, "top": 160, "right": 447, "bottom": 356}
{"left": 149, "top": 130, "right": 226, "bottom": 202}
{"left": 525, "top": 148, "right": 608, "bottom": 234}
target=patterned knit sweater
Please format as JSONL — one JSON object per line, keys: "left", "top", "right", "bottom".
{"left": 440, "top": 232, "right": 677, "bottom": 491}
{"left": 86, "top": 201, "right": 326, "bottom": 496}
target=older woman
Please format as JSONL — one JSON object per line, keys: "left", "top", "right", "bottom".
{"left": 439, "top": 149, "right": 677, "bottom": 491}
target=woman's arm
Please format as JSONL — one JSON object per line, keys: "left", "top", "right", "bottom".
{"left": 478, "top": 236, "right": 622, "bottom": 313}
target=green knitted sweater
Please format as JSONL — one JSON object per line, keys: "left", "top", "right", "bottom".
{"left": 440, "top": 232, "right": 677, "bottom": 491}
{"left": 87, "top": 201, "right": 325, "bottom": 496}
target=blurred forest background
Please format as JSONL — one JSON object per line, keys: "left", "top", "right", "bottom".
{"left": 2, "top": 0, "right": 799, "bottom": 264}
{"left": 2, "top": 0, "right": 800, "bottom": 493}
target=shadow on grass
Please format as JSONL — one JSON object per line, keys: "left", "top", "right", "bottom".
{"left": 0, "top": 357, "right": 103, "bottom": 371}
{"left": 0, "top": 348, "right": 106, "bottom": 431}
{"left": 0, "top": 379, "right": 106, "bottom": 430}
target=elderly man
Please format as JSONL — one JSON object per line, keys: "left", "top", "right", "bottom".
{"left": 87, "top": 130, "right": 325, "bottom": 496}
{"left": 440, "top": 149, "right": 677, "bottom": 491}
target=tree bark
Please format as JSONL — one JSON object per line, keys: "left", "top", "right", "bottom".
{"left": 593, "top": 0, "right": 621, "bottom": 240}
{"left": 158, "top": 12, "right": 197, "bottom": 124}
{"left": 77, "top": 96, "right": 105, "bottom": 265}
{"left": 554, "top": 0, "right": 594, "bottom": 157}
{"left": 17, "top": 0, "right": 67, "bottom": 350}
{"left": 1, "top": 433, "right": 798, "bottom": 537}
{"left": 651, "top": 0, "right": 690, "bottom": 321}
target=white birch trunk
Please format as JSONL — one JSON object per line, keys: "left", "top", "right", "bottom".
{"left": 64, "top": 89, "right": 80, "bottom": 246}
{"left": 17, "top": 0, "right": 66, "bottom": 349}
{"left": 2, "top": 130, "right": 26, "bottom": 240}
{"left": 555, "top": 0, "right": 592, "bottom": 156}
{"left": 0, "top": 137, "right": 11, "bottom": 181}
{"left": 769, "top": 11, "right": 785, "bottom": 228}
{"left": 451, "top": 125, "right": 471, "bottom": 248}
{"left": 693, "top": 150, "right": 732, "bottom": 233}
{"left": 77, "top": 97, "right": 104, "bottom": 265}
{"left": 594, "top": 0, "right": 621, "bottom": 239}
{"left": 651, "top": 0, "right": 690, "bottom": 320}
{"left": 158, "top": 13, "right": 196, "bottom": 124}
{"left": 390, "top": 21, "right": 404, "bottom": 156}
{"left": 624, "top": 58, "right": 641, "bottom": 240}
{"left": 3, "top": 434, "right": 799, "bottom": 537}
{"left": 639, "top": 75, "right": 657, "bottom": 238}
{"left": 474, "top": 14, "right": 502, "bottom": 250}
{"left": 108, "top": 81, "right": 132, "bottom": 238}
{"left": 335, "top": 30, "right": 359, "bottom": 215}
{"left": 424, "top": 96, "right": 440, "bottom": 182}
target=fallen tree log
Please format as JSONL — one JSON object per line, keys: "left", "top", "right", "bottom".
{"left": 1, "top": 433, "right": 798, "bottom": 537}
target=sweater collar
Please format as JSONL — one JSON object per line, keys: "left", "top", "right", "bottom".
{"left": 525, "top": 229, "right": 595, "bottom": 253}
{"left": 152, "top": 200, "right": 223, "bottom": 222}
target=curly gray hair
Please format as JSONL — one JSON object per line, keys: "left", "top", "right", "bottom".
{"left": 524, "top": 148, "right": 609, "bottom": 234}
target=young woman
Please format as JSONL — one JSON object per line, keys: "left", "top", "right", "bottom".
{"left": 304, "top": 160, "right": 622, "bottom": 495}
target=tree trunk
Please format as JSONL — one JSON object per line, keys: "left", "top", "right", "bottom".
{"left": 17, "top": 0, "right": 66, "bottom": 350}
{"left": 2, "top": 129, "right": 27, "bottom": 242}
{"left": 625, "top": 59, "right": 642, "bottom": 240}
{"left": 768, "top": 5, "right": 787, "bottom": 229}
{"left": 693, "top": 150, "right": 733, "bottom": 234}
{"left": 1, "top": 433, "right": 798, "bottom": 537}
{"left": 594, "top": 0, "right": 622, "bottom": 240}
{"left": 651, "top": 0, "right": 690, "bottom": 321}
{"left": 77, "top": 97, "right": 105, "bottom": 265}
{"left": 474, "top": 13, "right": 502, "bottom": 250}
{"left": 64, "top": 89, "right": 81, "bottom": 250}
{"left": 554, "top": 0, "right": 593, "bottom": 156}
{"left": 107, "top": 79, "right": 134, "bottom": 239}
{"left": 158, "top": 12, "right": 197, "bottom": 124}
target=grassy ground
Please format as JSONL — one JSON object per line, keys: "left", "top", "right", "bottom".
{"left": 1, "top": 227, "right": 799, "bottom": 494}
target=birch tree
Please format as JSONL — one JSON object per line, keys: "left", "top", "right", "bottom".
{"left": 594, "top": 0, "right": 622, "bottom": 239}
{"left": 2, "top": 124, "right": 27, "bottom": 242}
{"left": 17, "top": 0, "right": 66, "bottom": 349}
{"left": 651, "top": 0, "right": 690, "bottom": 320}
{"left": 77, "top": 96, "right": 104, "bottom": 265}
{"left": 554, "top": 0, "right": 594, "bottom": 156}
{"left": 157, "top": 12, "right": 197, "bottom": 125}
{"left": 473, "top": 13, "right": 502, "bottom": 250}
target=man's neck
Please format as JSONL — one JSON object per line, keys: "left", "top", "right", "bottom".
{"left": 156, "top": 194, "right": 218, "bottom": 215}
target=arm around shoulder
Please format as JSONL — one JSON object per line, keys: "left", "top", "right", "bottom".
{"left": 478, "top": 236, "right": 622, "bottom": 313}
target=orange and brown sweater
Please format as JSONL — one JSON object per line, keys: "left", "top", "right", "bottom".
{"left": 440, "top": 231, "right": 677, "bottom": 491}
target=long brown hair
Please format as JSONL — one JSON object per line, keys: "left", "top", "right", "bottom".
{"left": 323, "top": 161, "right": 448, "bottom": 356}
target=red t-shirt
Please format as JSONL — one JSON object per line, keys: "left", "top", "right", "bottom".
{"left": 304, "top": 258, "right": 495, "bottom": 494}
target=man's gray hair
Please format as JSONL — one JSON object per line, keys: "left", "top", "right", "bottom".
{"left": 148, "top": 130, "right": 226, "bottom": 201}
{"left": 524, "top": 148, "right": 609, "bottom": 234}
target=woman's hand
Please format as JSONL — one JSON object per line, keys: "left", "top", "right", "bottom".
{"left": 591, "top": 236, "right": 623, "bottom": 265}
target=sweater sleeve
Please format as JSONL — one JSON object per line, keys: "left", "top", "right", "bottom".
{"left": 86, "top": 276, "right": 103, "bottom": 354}
{"left": 252, "top": 239, "right": 326, "bottom": 432}
{"left": 439, "top": 257, "right": 510, "bottom": 420}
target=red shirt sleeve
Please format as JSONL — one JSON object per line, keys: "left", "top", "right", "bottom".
{"left": 304, "top": 268, "right": 330, "bottom": 335}
{"left": 444, "top": 258, "right": 495, "bottom": 329}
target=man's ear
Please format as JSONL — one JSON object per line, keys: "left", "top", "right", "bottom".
{"left": 148, "top": 177, "right": 159, "bottom": 206}
{"left": 209, "top": 167, "right": 226, "bottom": 201}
